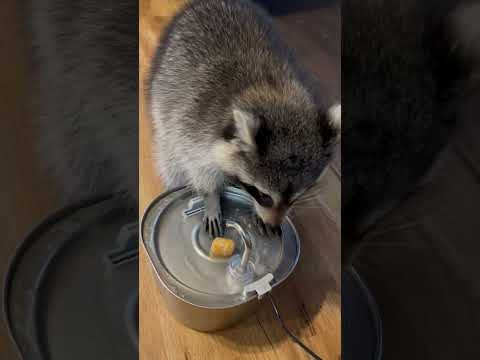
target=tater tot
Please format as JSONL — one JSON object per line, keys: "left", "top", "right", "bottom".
{"left": 210, "top": 237, "right": 235, "bottom": 257}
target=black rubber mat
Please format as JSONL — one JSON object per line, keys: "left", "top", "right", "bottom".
{"left": 342, "top": 267, "right": 383, "bottom": 360}
{"left": 3, "top": 195, "right": 138, "bottom": 360}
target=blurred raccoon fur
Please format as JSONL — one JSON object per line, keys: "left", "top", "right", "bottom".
{"left": 343, "top": 0, "right": 480, "bottom": 264}
{"left": 24, "top": 0, "right": 138, "bottom": 207}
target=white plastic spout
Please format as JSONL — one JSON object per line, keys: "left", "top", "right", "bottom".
{"left": 243, "top": 273, "right": 274, "bottom": 299}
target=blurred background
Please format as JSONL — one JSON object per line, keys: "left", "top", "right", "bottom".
{"left": 1, "top": 0, "right": 138, "bottom": 359}
{"left": 1, "top": 1, "right": 59, "bottom": 358}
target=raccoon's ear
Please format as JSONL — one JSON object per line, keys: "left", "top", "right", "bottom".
{"left": 320, "top": 103, "right": 341, "bottom": 146}
{"left": 232, "top": 107, "right": 259, "bottom": 147}
{"left": 327, "top": 103, "right": 341, "bottom": 131}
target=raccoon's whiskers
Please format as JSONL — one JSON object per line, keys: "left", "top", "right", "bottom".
{"left": 293, "top": 194, "right": 322, "bottom": 205}
{"left": 294, "top": 183, "right": 326, "bottom": 204}
{"left": 292, "top": 201, "right": 337, "bottom": 223}
{"left": 291, "top": 205, "right": 324, "bottom": 209}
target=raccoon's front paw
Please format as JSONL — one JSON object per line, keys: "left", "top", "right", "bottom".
{"left": 203, "top": 193, "right": 224, "bottom": 239}
{"left": 253, "top": 215, "right": 282, "bottom": 237}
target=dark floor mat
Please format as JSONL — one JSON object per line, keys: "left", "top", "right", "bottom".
{"left": 3, "top": 195, "right": 138, "bottom": 360}
{"left": 342, "top": 268, "right": 383, "bottom": 360}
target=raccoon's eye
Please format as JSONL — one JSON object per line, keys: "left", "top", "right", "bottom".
{"left": 240, "top": 182, "right": 274, "bottom": 208}
{"left": 256, "top": 192, "right": 274, "bottom": 208}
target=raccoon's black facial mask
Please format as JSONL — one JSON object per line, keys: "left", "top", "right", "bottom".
{"left": 228, "top": 162, "right": 278, "bottom": 209}
{"left": 236, "top": 180, "right": 274, "bottom": 208}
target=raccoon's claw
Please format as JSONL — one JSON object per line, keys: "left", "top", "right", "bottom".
{"left": 253, "top": 215, "right": 282, "bottom": 237}
{"left": 203, "top": 215, "right": 223, "bottom": 238}
{"left": 254, "top": 215, "right": 267, "bottom": 236}
{"left": 267, "top": 224, "right": 282, "bottom": 237}
{"left": 273, "top": 225, "right": 283, "bottom": 237}
{"left": 203, "top": 193, "right": 224, "bottom": 239}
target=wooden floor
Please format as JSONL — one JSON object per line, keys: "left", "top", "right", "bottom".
{"left": 139, "top": 1, "right": 341, "bottom": 359}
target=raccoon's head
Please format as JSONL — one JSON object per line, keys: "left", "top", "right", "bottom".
{"left": 213, "top": 90, "right": 341, "bottom": 226}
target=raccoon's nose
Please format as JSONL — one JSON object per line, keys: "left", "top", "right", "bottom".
{"left": 258, "top": 207, "right": 286, "bottom": 226}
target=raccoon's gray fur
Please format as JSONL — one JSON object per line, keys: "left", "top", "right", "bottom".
{"left": 148, "top": 0, "right": 340, "bottom": 236}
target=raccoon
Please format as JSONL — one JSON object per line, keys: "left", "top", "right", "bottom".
{"left": 148, "top": 0, "right": 341, "bottom": 237}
